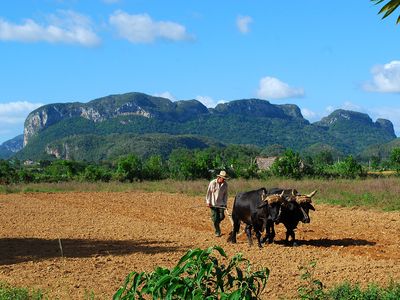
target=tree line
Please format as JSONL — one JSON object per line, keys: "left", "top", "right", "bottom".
{"left": 2, "top": 146, "right": 400, "bottom": 184}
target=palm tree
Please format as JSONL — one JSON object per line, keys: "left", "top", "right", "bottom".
{"left": 372, "top": 0, "right": 400, "bottom": 24}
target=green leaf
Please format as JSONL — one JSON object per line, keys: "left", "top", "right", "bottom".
{"left": 112, "top": 289, "right": 123, "bottom": 300}
{"left": 165, "top": 283, "right": 184, "bottom": 299}
{"left": 227, "top": 289, "right": 243, "bottom": 300}
{"left": 373, "top": 0, "right": 400, "bottom": 22}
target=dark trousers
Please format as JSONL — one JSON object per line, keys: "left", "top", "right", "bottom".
{"left": 210, "top": 207, "right": 225, "bottom": 235}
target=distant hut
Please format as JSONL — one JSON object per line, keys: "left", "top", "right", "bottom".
{"left": 255, "top": 156, "right": 278, "bottom": 170}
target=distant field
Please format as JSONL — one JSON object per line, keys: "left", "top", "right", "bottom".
{"left": 1, "top": 177, "right": 400, "bottom": 211}
{"left": 367, "top": 170, "right": 396, "bottom": 175}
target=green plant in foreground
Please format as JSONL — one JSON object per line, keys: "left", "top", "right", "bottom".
{"left": 113, "top": 246, "right": 269, "bottom": 300}
{"left": 297, "top": 261, "right": 324, "bottom": 300}
{"left": 0, "top": 282, "right": 44, "bottom": 300}
{"left": 297, "top": 261, "right": 400, "bottom": 300}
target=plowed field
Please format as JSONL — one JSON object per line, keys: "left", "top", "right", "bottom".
{"left": 0, "top": 191, "right": 399, "bottom": 299}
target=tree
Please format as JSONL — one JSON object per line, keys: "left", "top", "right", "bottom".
{"left": 314, "top": 150, "right": 334, "bottom": 166}
{"left": 260, "top": 144, "right": 286, "bottom": 157}
{"left": 372, "top": 0, "right": 400, "bottom": 24}
{"left": 331, "top": 155, "right": 364, "bottom": 179}
{"left": 167, "top": 149, "right": 197, "bottom": 180}
{"left": 115, "top": 154, "right": 143, "bottom": 182}
{"left": 193, "top": 150, "right": 213, "bottom": 179}
{"left": 142, "top": 155, "right": 165, "bottom": 180}
{"left": 81, "top": 165, "right": 112, "bottom": 182}
{"left": 44, "top": 160, "right": 86, "bottom": 181}
{"left": 0, "top": 160, "right": 16, "bottom": 184}
{"left": 369, "top": 155, "right": 381, "bottom": 170}
{"left": 270, "top": 149, "right": 303, "bottom": 179}
{"left": 389, "top": 147, "right": 400, "bottom": 172}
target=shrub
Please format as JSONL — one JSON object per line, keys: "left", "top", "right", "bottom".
{"left": 270, "top": 149, "right": 303, "bottom": 179}
{"left": 330, "top": 155, "right": 364, "bottom": 179}
{"left": 115, "top": 154, "right": 143, "bottom": 182}
{"left": 389, "top": 147, "right": 400, "bottom": 173}
{"left": 167, "top": 149, "right": 197, "bottom": 180}
{"left": 0, "top": 160, "right": 16, "bottom": 184}
{"left": 297, "top": 261, "right": 324, "bottom": 300}
{"left": 142, "top": 155, "right": 166, "bottom": 180}
{"left": 113, "top": 246, "right": 269, "bottom": 300}
{"left": 81, "top": 165, "right": 112, "bottom": 182}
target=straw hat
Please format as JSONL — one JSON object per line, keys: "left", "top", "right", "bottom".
{"left": 217, "top": 170, "right": 229, "bottom": 179}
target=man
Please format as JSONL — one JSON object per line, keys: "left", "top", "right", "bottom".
{"left": 205, "top": 170, "right": 229, "bottom": 237}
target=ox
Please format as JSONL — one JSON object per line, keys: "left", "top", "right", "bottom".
{"left": 227, "top": 188, "right": 284, "bottom": 248}
{"left": 266, "top": 189, "right": 317, "bottom": 246}
{"left": 263, "top": 188, "right": 298, "bottom": 244}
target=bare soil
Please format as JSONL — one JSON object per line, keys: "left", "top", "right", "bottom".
{"left": 0, "top": 191, "right": 399, "bottom": 299}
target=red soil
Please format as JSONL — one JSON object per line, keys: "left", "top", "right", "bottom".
{"left": 0, "top": 191, "right": 399, "bottom": 299}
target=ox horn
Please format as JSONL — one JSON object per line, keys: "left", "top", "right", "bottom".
{"left": 306, "top": 190, "right": 317, "bottom": 198}
{"left": 261, "top": 188, "right": 267, "bottom": 201}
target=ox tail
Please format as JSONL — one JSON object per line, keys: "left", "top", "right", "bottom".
{"left": 227, "top": 230, "right": 234, "bottom": 243}
{"left": 227, "top": 209, "right": 235, "bottom": 243}
{"left": 227, "top": 211, "right": 242, "bottom": 243}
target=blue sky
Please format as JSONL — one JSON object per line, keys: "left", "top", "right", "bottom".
{"left": 0, "top": 0, "right": 399, "bottom": 144}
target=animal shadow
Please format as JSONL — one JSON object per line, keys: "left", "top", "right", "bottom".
{"left": 0, "top": 238, "right": 184, "bottom": 265}
{"left": 295, "top": 238, "right": 376, "bottom": 247}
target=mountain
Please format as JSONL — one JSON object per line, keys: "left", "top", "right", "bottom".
{"left": 313, "top": 109, "right": 396, "bottom": 154}
{"left": 0, "top": 135, "right": 24, "bottom": 159}
{"left": 360, "top": 138, "right": 400, "bottom": 161}
{"left": 44, "top": 133, "right": 224, "bottom": 161}
{"left": 14, "top": 92, "right": 396, "bottom": 161}
{"left": 23, "top": 93, "right": 210, "bottom": 146}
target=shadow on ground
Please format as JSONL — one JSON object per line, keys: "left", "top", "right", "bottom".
{"left": 0, "top": 238, "right": 185, "bottom": 265}
{"left": 275, "top": 238, "right": 376, "bottom": 247}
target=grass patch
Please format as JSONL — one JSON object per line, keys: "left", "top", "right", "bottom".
{"left": 298, "top": 262, "right": 400, "bottom": 300}
{"left": 0, "top": 282, "right": 45, "bottom": 300}
{"left": 327, "top": 281, "right": 400, "bottom": 300}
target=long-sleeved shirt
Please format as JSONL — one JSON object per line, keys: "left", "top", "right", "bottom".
{"left": 205, "top": 179, "right": 228, "bottom": 207}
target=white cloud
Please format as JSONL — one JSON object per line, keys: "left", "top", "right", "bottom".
{"left": 0, "top": 101, "right": 43, "bottom": 116}
{"left": 236, "top": 15, "right": 252, "bottom": 34}
{"left": 0, "top": 101, "right": 43, "bottom": 142}
{"left": 324, "top": 102, "right": 364, "bottom": 114}
{"left": 109, "top": 11, "right": 192, "bottom": 43}
{"left": 342, "top": 101, "right": 362, "bottom": 112}
{"left": 257, "top": 76, "right": 305, "bottom": 99}
{"left": 0, "top": 101, "right": 44, "bottom": 126}
{"left": 0, "top": 10, "right": 100, "bottom": 47}
{"left": 195, "top": 96, "right": 227, "bottom": 108}
{"left": 363, "top": 60, "right": 400, "bottom": 93}
{"left": 195, "top": 96, "right": 216, "bottom": 108}
{"left": 153, "top": 91, "right": 176, "bottom": 101}
{"left": 325, "top": 106, "right": 335, "bottom": 113}
{"left": 301, "top": 108, "right": 317, "bottom": 120}
{"left": 368, "top": 106, "right": 400, "bottom": 136}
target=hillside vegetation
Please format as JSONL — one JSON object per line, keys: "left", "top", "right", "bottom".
{"left": 10, "top": 92, "right": 395, "bottom": 161}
